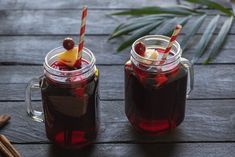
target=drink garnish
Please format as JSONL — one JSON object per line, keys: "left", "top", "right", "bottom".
{"left": 58, "top": 37, "right": 78, "bottom": 67}
{"left": 160, "top": 24, "right": 182, "bottom": 64}
{"left": 57, "top": 6, "right": 88, "bottom": 69}
{"left": 134, "top": 42, "right": 146, "bottom": 57}
{"left": 74, "top": 6, "right": 88, "bottom": 68}
{"left": 147, "top": 49, "right": 158, "bottom": 60}
{"left": 63, "top": 37, "right": 75, "bottom": 50}
{"left": 154, "top": 25, "right": 182, "bottom": 86}
{"left": 143, "top": 48, "right": 159, "bottom": 65}
{"left": 135, "top": 42, "right": 159, "bottom": 65}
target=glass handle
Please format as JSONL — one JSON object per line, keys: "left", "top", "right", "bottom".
{"left": 181, "top": 58, "right": 194, "bottom": 98}
{"left": 25, "top": 78, "right": 44, "bottom": 122}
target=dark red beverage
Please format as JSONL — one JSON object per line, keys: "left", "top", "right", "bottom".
{"left": 124, "top": 35, "right": 194, "bottom": 135}
{"left": 125, "top": 61, "right": 187, "bottom": 135}
{"left": 40, "top": 60, "right": 99, "bottom": 148}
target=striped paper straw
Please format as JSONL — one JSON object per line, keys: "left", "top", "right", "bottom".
{"left": 74, "top": 6, "right": 88, "bottom": 68}
{"left": 161, "top": 24, "right": 182, "bottom": 64}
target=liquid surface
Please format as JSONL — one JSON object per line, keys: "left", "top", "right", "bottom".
{"left": 41, "top": 61, "right": 99, "bottom": 148}
{"left": 125, "top": 60, "right": 187, "bottom": 135}
{"left": 51, "top": 59, "right": 87, "bottom": 71}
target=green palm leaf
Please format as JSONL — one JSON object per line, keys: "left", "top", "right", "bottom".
{"left": 117, "top": 21, "right": 163, "bottom": 52}
{"left": 181, "top": 14, "right": 207, "bottom": 50}
{"left": 112, "top": 15, "right": 174, "bottom": 34}
{"left": 109, "top": 1, "right": 233, "bottom": 62}
{"left": 185, "top": 0, "right": 233, "bottom": 16}
{"left": 112, "top": 24, "right": 125, "bottom": 34}
{"left": 191, "top": 15, "right": 220, "bottom": 64}
{"left": 109, "top": 21, "right": 154, "bottom": 40}
{"left": 204, "top": 16, "right": 234, "bottom": 64}
{"left": 112, "top": 6, "right": 202, "bottom": 16}
{"left": 109, "top": 16, "right": 167, "bottom": 40}
{"left": 127, "top": 14, "right": 175, "bottom": 23}
{"left": 154, "top": 16, "right": 191, "bottom": 35}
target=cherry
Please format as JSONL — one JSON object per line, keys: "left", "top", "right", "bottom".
{"left": 134, "top": 42, "right": 146, "bottom": 57}
{"left": 133, "top": 66, "right": 148, "bottom": 83}
{"left": 155, "top": 74, "right": 168, "bottom": 87}
{"left": 74, "top": 87, "right": 85, "bottom": 97}
{"left": 63, "top": 37, "right": 75, "bottom": 50}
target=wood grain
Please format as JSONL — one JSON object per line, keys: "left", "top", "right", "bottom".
{"left": 0, "top": 0, "right": 234, "bottom": 156}
{"left": 0, "top": 65, "right": 234, "bottom": 100}
{"left": 0, "top": 100, "right": 235, "bottom": 143}
{"left": 0, "top": 36, "right": 128, "bottom": 65}
{"left": 0, "top": 35, "right": 235, "bottom": 65}
{"left": 0, "top": 0, "right": 230, "bottom": 10}
{"left": 12, "top": 143, "right": 235, "bottom": 157}
{"left": 0, "top": 0, "right": 177, "bottom": 10}
{"left": 0, "top": 10, "right": 233, "bottom": 35}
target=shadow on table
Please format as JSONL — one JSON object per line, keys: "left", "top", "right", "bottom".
{"left": 48, "top": 144, "right": 95, "bottom": 157}
{"left": 126, "top": 125, "right": 183, "bottom": 157}
{"left": 47, "top": 125, "right": 183, "bottom": 157}
{"left": 135, "top": 143, "right": 177, "bottom": 157}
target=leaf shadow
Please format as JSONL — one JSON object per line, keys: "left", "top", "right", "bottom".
{"left": 125, "top": 124, "right": 185, "bottom": 157}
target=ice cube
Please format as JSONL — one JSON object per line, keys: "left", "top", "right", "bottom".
{"left": 144, "top": 49, "right": 159, "bottom": 64}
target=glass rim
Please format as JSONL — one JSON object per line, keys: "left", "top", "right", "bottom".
{"left": 131, "top": 35, "right": 182, "bottom": 66}
{"left": 44, "top": 46, "right": 96, "bottom": 76}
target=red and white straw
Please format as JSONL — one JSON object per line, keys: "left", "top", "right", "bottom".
{"left": 161, "top": 24, "right": 182, "bottom": 63}
{"left": 74, "top": 6, "right": 88, "bottom": 68}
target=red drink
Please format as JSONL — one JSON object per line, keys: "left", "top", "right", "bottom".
{"left": 124, "top": 35, "right": 193, "bottom": 135}
{"left": 125, "top": 61, "right": 187, "bottom": 135}
{"left": 40, "top": 59, "right": 99, "bottom": 148}
{"left": 25, "top": 45, "right": 99, "bottom": 149}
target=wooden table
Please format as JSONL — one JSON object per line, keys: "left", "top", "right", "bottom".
{"left": 0, "top": 0, "right": 235, "bottom": 156}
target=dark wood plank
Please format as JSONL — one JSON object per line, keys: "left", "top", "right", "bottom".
{"left": 0, "top": 36, "right": 128, "bottom": 65}
{"left": 0, "top": 65, "right": 234, "bottom": 100}
{"left": 0, "top": 100, "right": 235, "bottom": 143}
{"left": 0, "top": 0, "right": 177, "bottom": 10}
{"left": 12, "top": 143, "right": 235, "bottom": 157}
{"left": 0, "top": 35, "right": 235, "bottom": 65}
{"left": 0, "top": 10, "right": 233, "bottom": 35}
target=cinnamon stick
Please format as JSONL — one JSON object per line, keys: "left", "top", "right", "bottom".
{"left": 0, "top": 135, "right": 21, "bottom": 157}
{"left": 0, "top": 141, "right": 14, "bottom": 157}
{"left": 0, "top": 115, "right": 11, "bottom": 128}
